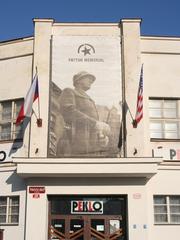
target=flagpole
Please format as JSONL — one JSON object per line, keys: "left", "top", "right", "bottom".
{"left": 124, "top": 101, "right": 136, "bottom": 126}
{"left": 121, "top": 33, "right": 127, "bottom": 157}
{"left": 35, "top": 67, "right": 42, "bottom": 127}
{"left": 37, "top": 85, "right": 41, "bottom": 120}
{"left": 32, "top": 109, "right": 38, "bottom": 120}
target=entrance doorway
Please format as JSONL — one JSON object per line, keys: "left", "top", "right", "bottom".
{"left": 48, "top": 195, "right": 127, "bottom": 240}
{"left": 49, "top": 215, "right": 123, "bottom": 239}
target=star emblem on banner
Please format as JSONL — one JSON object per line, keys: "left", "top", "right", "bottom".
{"left": 78, "top": 44, "right": 95, "bottom": 56}
{"left": 81, "top": 46, "right": 91, "bottom": 56}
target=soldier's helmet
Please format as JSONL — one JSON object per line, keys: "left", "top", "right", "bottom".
{"left": 73, "top": 71, "right": 96, "bottom": 86}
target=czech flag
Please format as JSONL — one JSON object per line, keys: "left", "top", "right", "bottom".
{"left": 16, "top": 74, "right": 39, "bottom": 125}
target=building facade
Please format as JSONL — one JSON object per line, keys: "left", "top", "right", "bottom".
{"left": 0, "top": 18, "right": 180, "bottom": 240}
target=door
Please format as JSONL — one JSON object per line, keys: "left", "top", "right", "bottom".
{"left": 49, "top": 215, "right": 123, "bottom": 240}
{"left": 50, "top": 216, "right": 84, "bottom": 240}
{"left": 89, "top": 215, "right": 123, "bottom": 240}
{"left": 0, "top": 230, "right": 3, "bottom": 240}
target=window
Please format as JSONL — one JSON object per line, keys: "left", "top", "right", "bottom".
{"left": 149, "top": 99, "right": 180, "bottom": 139}
{"left": 0, "top": 99, "right": 23, "bottom": 141}
{"left": 0, "top": 196, "right": 19, "bottom": 224}
{"left": 154, "top": 195, "right": 180, "bottom": 224}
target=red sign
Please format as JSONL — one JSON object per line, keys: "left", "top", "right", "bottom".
{"left": 29, "top": 187, "right": 45, "bottom": 194}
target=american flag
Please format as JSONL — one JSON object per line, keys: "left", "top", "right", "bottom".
{"left": 135, "top": 65, "right": 143, "bottom": 125}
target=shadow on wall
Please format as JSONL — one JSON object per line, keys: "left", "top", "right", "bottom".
{"left": 6, "top": 171, "right": 26, "bottom": 192}
{"left": 9, "top": 116, "right": 31, "bottom": 157}
{"left": 28, "top": 177, "right": 150, "bottom": 187}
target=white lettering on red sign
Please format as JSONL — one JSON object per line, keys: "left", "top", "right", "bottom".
{"left": 29, "top": 187, "right": 45, "bottom": 199}
{"left": 29, "top": 187, "right": 45, "bottom": 194}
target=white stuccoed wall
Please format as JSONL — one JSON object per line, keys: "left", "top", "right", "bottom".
{"left": 25, "top": 177, "right": 149, "bottom": 240}
{"left": 147, "top": 168, "right": 180, "bottom": 240}
{"left": 141, "top": 37, "right": 180, "bottom": 157}
{"left": 0, "top": 37, "right": 33, "bottom": 240}
{"left": 0, "top": 166, "right": 26, "bottom": 240}
{"left": 29, "top": 19, "right": 54, "bottom": 158}
{"left": 0, "top": 38, "right": 33, "bottom": 159}
{"left": 25, "top": 185, "right": 48, "bottom": 240}
{"left": 121, "top": 19, "right": 144, "bottom": 158}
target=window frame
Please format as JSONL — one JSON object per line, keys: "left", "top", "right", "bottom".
{"left": 153, "top": 195, "right": 180, "bottom": 225}
{"left": 0, "top": 196, "right": 20, "bottom": 225}
{"left": 0, "top": 98, "right": 23, "bottom": 142}
{"left": 149, "top": 98, "right": 180, "bottom": 141}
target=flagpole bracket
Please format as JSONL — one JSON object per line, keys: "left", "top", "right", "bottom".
{"left": 132, "top": 120, "right": 137, "bottom": 128}
{"left": 37, "top": 118, "right": 42, "bottom": 127}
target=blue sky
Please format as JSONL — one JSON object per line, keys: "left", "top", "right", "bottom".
{"left": 0, "top": 0, "right": 180, "bottom": 41}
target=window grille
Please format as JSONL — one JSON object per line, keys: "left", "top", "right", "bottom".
{"left": 154, "top": 195, "right": 180, "bottom": 224}
{"left": 149, "top": 99, "right": 180, "bottom": 139}
{"left": 0, "top": 196, "right": 20, "bottom": 224}
{"left": 0, "top": 99, "right": 23, "bottom": 141}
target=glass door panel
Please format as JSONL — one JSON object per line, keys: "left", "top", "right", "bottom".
{"left": 50, "top": 219, "right": 65, "bottom": 240}
{"left": 70, "top": 219, "right": 84, "bottom": 240}
{"left": 90, "top": 219, "right": 105, "bottom": 240}
{"left": 109, "top": 219, "right": 123, "bottom": 240}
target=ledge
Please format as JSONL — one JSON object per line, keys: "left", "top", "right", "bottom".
{"left": 53, "top": 23, "right": 119, "bottom": 27}
{"left": 120, "top": 18, "right": 142, "bottom": 24}
{"left": 13, "top": 157, "right": 162, "bottom": 179}
{"left": 33, "top": 18, "right": 54, "bottom": 23}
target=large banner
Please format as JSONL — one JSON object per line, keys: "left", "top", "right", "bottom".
{"left": 48, "top": 36, "right": 122, "bottom": 157}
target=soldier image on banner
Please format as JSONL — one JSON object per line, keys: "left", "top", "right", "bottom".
{"left": 49, "top": 71, "right": 121, "bottom": 157}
